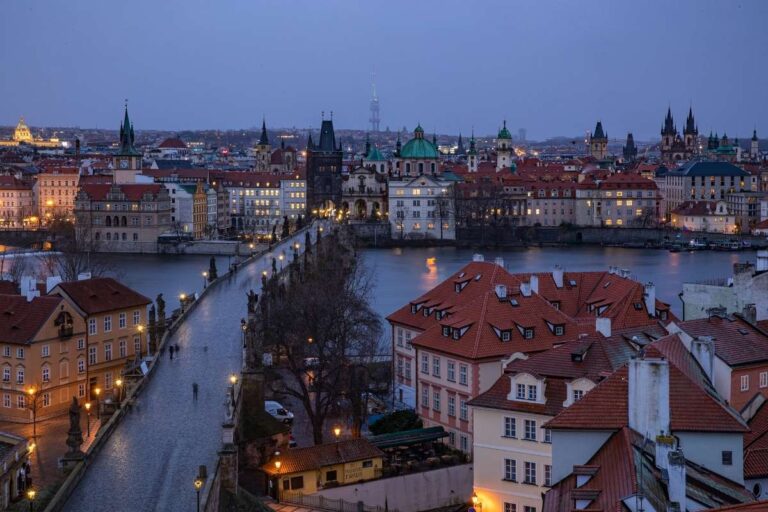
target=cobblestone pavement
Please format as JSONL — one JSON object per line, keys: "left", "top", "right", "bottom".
{"left": 63, "top": 227, "right": 323, "bottom": 512}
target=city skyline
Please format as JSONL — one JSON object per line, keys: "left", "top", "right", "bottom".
{"left": 2, "top": 0, "right": 767, "bottom": 140}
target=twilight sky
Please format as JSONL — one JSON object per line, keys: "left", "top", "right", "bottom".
{"left": 1, "top": 0, "right": 766, "bottom": 140}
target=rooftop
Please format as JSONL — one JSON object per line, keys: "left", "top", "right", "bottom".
{"left": 51, "top": 277, "right": 150, "bottom": 315}
{"left": 262, "top": 438, "right": 383, "bottom": 475}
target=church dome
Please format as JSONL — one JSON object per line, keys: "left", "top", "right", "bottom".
{"left": 12, "top": 117, "right": 33, "bottom": 143}
{"left": 497, "top": 120, "right": 512, "bottom": 140}
{"left": 400, "top": 125, "right": 439, "bottom": 159}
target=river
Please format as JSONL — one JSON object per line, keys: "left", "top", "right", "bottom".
{"left": 360, "top": 246, "right": 758, "bottom": 319}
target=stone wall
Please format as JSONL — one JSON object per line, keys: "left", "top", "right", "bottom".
{"left": 310, "top": 464, "right": 473, "bottom": 511}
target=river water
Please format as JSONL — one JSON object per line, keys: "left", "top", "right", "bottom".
{"left": 360, "top": 246, "right": 758, "bottom": 319}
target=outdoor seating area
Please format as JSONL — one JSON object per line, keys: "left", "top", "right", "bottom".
{"left": 368, "top": 427, "right": 468, "bottom": 477}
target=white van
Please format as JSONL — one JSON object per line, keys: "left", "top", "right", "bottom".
{"left": 265, "top": 400, "right": 294, "bottom": 424}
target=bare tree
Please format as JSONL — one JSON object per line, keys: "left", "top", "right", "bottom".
{"left": 257, "top": 230, "right": 384, "bottom": 444}
{"left": 36, "top": 220, "right": 112, "bottom": 282}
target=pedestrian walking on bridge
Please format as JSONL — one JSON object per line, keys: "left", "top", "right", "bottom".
{"left": 169, "top": 345, "right": 174, "bottom": 360}
{"left": 192, "top": 382, "right": 199, "bottom": 401}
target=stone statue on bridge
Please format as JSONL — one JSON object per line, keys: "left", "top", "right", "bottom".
{"left": 246, "top": 290, "right": 258, "bottom": 313}
{"left": 64, "top": 397, "right": 84, "bottom": 459}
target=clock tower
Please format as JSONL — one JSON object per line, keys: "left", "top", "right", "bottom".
{"left": 113, "top": 105, "right": 142, "bottom": 184}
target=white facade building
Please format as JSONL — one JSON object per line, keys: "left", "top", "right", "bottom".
{"left": 388, "top": 175, "right": 455, "bottom": 240}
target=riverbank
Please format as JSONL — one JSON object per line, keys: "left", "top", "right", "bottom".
{"left": 351, "top": 223, "right": 768, "bottom": 250}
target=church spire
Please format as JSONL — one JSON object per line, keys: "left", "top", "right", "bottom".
{"left": 118, "top": 103, "right": 139, "bottom": 156}
{"left": 258, "top": 118, "right": 269, "bottom": 146}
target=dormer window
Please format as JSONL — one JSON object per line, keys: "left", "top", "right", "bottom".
{"left": 659, "top": 310, "right": 668, "bottom": 321}
{"left": 634, "top": 302, "right": 643, "bottom": 310}
{"left": 501, "top": 330, "right": 511, "bottom": 342}
{"left": 442, "top": 326, "right": 450, "bottom": 337}
{"left": 524, "top": 328, "right": 534, "bottom": 340}
{"left": 423, "top": 307, "right": 430, "bottom": 317}
{"left": 510, "top": 299, "right": 519, "bottom": 307}
{"left": 551, "top": 301, "right": 560, "bottom": 310}
{"left": 554, "top": 325, "right": 564, "bottom": 336}
{"left": 516, "top": 383, "right": 526, "bottom": 399}
{"left": 452, "top": 330, "right": 461, "bottom": 340}
{"left": 411, "top": 304, "right": 418, "bottom": 314}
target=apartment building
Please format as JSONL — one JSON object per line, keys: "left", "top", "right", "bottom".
{"left": 50, "top": 278, "right": 150, "bottom": 401}
{"left": 0, "top": 177, "right": 35, "bottom": 228}
{"left": 0, "top": 290, "right": 87, "bottom": 422}
{"left": 576, "top": 173, "right": 661, "bottom": 227}
{"left": 388, "top": 174, "right": 455, "bottom": 240}
{"left": 36, "top": 167, "right": 79, "bottom": 222}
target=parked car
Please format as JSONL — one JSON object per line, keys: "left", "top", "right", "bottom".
{"left": 302, "top": 357, "right": 320, "bottom": 369}
{"left": 265, "top": 400, "right": 294, "bottom": 424}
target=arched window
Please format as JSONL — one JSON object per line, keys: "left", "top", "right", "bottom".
{"left": 405, "top": 163, "right": 411, "bottom": 174}
{"left": 122, "top": 233, "right": 127, "bottom": 241}
{"left": 121, "top": 216, "right": 127, "bottom": 227}
{"left": 106, "top": 233, "right": 111, "bottom": 241}
{"left": 105, "top": 216, "right": 112, "bottom": 227}
{"left": 418, "top": 163, "right": 424, "bottom": 174}
{"left": 431, "top": 163, "right": 436, "bottom": 173}
{"left": 113, "top": 216, "right": 119, "bottom": 226}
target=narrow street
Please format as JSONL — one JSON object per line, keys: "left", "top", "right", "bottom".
{"left": 63, "top": 226, "right": 323, "bottom": 512}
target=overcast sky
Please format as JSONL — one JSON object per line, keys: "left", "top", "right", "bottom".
{"left": 1, "top": 0, "right": 766, "bottom": 140}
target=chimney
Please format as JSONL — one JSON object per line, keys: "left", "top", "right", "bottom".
{"left": 757, "top": 250, "right": 768, "bottom": 272}
{"left": 472, "top": 254, "right": 484, "bottom": 262}
{"left": 77, "top": 272, "right": 92, "bottom": 281}
{"left": 495, "top": 284, "right": 508, "bottom": 300}
{"left": 690, "top": 336, "right": 715, "bottom": 384}
{"left": 520, "top": 282, "right": 532, "bottom": 297}
{"left": 494, "top": 257, "right": 505, "bottom": 268}
{"left": 620, "top": 268, "right": 631, "bottom": 279}
{"left": 552, "top": 265, "right": 564, "bottom": 288}
{"left": 608, "top": 265, "right": 617, "bottom": 275}
{"left": 742, "top": 304, "right": 757, "bottom": 325}
{"left": 530, "top": 275, "right": 539, "bottom": 295}
{"left": 46, "top": 276, "right": 62, "bottom": 293}
{"left": 644, "top": 282, "right": 656, "bottom": 317}
{"left": 628, "top": 357, "right": 670, "bottom": 438}
{"left": 25, "top": 288, "right": 40, "bottom": 303}
{"left": 667, "top": 449, "right": 687, "bottom": 511}
{"left": 595, "top": 317, "right": 611, "bottom": 337}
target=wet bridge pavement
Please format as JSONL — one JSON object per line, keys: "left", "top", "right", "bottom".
{"left": 63, "top": 225, "right": 325, "bottom": 512}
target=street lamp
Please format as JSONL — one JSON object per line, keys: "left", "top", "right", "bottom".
{"left": 26, "top": 488, "right": 35, "bottom": 512}
{"left": 240, "top": 319, "right": 247, "bottom": 347}
{"left": 27, "top": 387, "right": 37, "bottom": 440}
{"left": 202, "top": 271, "right": 208, "bottom": 289}
{"left": 278, "top": 253, "right": 284, "bottom": 269}
{"left": 115, "top": 378, "right": 123, "bottom": 404}
{"left": 471, "top": 492, "right": 482, "bottom": 510}
{"left": 94, "top": 387, "right": 101, "bottom": 418}
{"left": 229, "top": 374, "right": 238, "bottom": 386}
{"left": 179, "top": 293, "right": 187, "bottom": 312}
{"left": 194, "top": 478, "right": 203, "bottom": 512}
{"left": 84, "top": 402, "right": 92, "bottom": 437}
{"left": 274, "top": 457, "right": 282, "bottom": 503}
{"left": 136, "top": 324, "right": 145, "bottom": 358}
{"left": 333, "top": 425, "right": 341, "bottom": 440}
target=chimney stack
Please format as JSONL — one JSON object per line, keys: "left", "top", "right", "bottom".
{"left": 494, "top": 257, "right": 505, "bottom": 269}
{"left": 667, "top": 449, "right": 687, "bottom": 511}
{"left": 596, "top": 317, "right": 611, "bottom": 337}
{"left": 552, "top": 265, "right": 564, "bottom": 288}
{"left": 530, "top": 275, "right": 539, "bottom": 295}
{"left": 742, "top": 304, "right": 757, "bottom": 325}
{"left": 644, "top": 282, "right": 656, "bottom": 317}
{"left": 628, "top": 357, "right": 670, "bottom": 439}
{"left": 472, "top": 254, "right": 484, "bottom": 262}
{"left": 690, "top": 336, "right": 715, "bottom": 384}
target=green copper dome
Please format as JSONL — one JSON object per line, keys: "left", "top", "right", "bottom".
{"left": 497, "top": 120, "right": 512, "bottom": 140}
{"left": 400, "top": 125, "right": 439, "bottom": 159}
{"left": 366, "top": 145, "right": 386, "bottom": 161}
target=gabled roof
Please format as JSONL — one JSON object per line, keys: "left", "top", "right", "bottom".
{"left": 50, "top": 278, "right": 150, "bottom": 315}
{"left": 78, "top": 184, "right": 165, "bottom": 202}
{"left": 545, "top": 344, "right": 748, "bottom": 433}
{"left": 672, "top": 161, "right": 750, "bottom": 177}
{"left": 672, "top": 200, "right": 728, "bottom": 216}
{"left": 158, "top": 137, "right": 187, "bottom": 149}
{"left": 0, "top": 294, "right": 63, "bottom": 344}
{"left": 543, "top": 426, "right": 755, "bottom": 512}
{"left": 678, "top": 315, "right": 768, "bottom": 367}
{"left": 744, "top": 399, "right": 768, "bottom": 479}
{"left": 261, "top": 438, "right": 383, "bottom": 475}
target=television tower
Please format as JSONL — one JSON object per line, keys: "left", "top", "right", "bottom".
{"left": 369, "top": 72, "right": 380, "bottom": 132}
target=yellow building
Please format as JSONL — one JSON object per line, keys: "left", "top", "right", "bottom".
{"left": 192, "top": 181, "right": 207, "bottom": 240}
{"left": 0, "top": 293, "right": 87, "bottom": 423}
{"left": 263, "top": 439, "right": 384, "bottom": 499}
{"left": 50, "top": 278, "right": 150, "bottom": 402}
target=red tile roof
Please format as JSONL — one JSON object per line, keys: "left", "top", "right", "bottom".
{"left": 79, "top": 184, "right": 164, "bottom": 201}
{"left": 710, "top": 502, "right": 768, "bottom": 511}
{"left": 262, "top": 438, "right": 383, "bottom": 475}
{"left": 158, "top": 137, "right": 187, "bottom": 149}
{"left": 671, "top": 200, "right": 726, "bottom": 216}
{"left": 545, "top": 345, "right": 748, "bottom": 433}
{"left": 0, "top": 176, "right": 32, "bottom": 190}
{"left": 0, "top": 294, "right": 63, "bottom": 344}
{"left": 50, "top": 278, "right": 150, "bottom": 315}
{"left": 0, "top": 281, "right": 18, "bottom": 295}
{"left": 543, "top": 426, "right": 755, "bottom": 512}
{"left": 679, "top": 315, "right": 768, "bottom": 367}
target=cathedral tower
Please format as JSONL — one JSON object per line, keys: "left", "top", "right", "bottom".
{"left": 254, "top": 119, "right": 271, "bottom": 172}
{"left": 496, "top": 120, "right": 513, "bottom": 171}
{"left": 589, "top": 121, "right": 608, "bottom": 160}
{"left": 113, "top": 105, "right": 142, "bottom": 184}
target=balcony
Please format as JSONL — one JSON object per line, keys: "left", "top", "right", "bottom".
{"left": 59, "top": 326, "right": 74, "bottom": 339}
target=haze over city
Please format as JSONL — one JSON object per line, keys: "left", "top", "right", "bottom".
{"left": 2, "top": 0, "right": 767, "bottom": 139}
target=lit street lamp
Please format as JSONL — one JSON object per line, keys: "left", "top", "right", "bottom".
{"left": 136, "top": 324, "right": 145, "bottom": 358}
{"left": 274, "top": 454, "right": 282, "bottom": 503}
{"left": 27, "top": 387, "right": 38, "bottom": 440}
{"left": 194, "top": 478, "right": 203, "bottom": 512}
{"left": 179, "top": 293, "right": 187, "bottom": 312}
{"left": 26, "top": 488, "right": 35, "bottom": 512}
{"left": 84, "top": 402, "right": 92, "bottom": 437}
{"left": 94, "top": 387, "right": 101, "bottom": 418}
{"left": 202, "top": 271, "right": 208, "bottom": 289}
{"left": 240, "top": 319, "right": 247, "bottom": 347}
{"left": 115, "top": 378, "right": 123, "bottom": 404}
{"left": 333, "top": 425, "right": 341, "bottom": 440}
